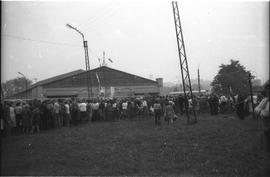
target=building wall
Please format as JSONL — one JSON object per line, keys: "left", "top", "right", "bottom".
{"left": 13, "top": 83, "right": 161, "bottom": 99}
{"left": 30, "top": 86, "right": 43, "bottom": 99}
{"left": 11, "top": 67, "right": 163, "bottom": 99}
{"left": 42, "top": 85, "right": 159, "bottom": 98}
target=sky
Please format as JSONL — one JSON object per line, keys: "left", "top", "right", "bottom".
{"left": 1, "top": 0, "right": 269, "bottom": 85}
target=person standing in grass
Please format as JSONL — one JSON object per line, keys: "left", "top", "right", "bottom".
{"left": 53, "top": 100, "right": 60, "bottom": 128}
{"left": 105, "top": 101, "right": 112, "bottom": 121}
{"left": 39, "top": 101, "right": 46, "bottom": 130}
{"left": 121, "top": 100, "right": 128, "bottom": 120}
{"left": 79, "top": 100, "right": 87, "bottom": 123}
{"left": 3, "top": 102, "right": 11, "bottom": 136}
{"left": 72, "top": 99, "right": 79, "bottom": 125}
{"left": 255, "top": 80, "right": 269, "bottom": 152}
{"left": 99, "top": 100, "right": 105, "bottom": 121}
{"left": 92, "top": 100, "right": 100, "bottom": 122}
{"left": 130, "top": 100, "right": 136, "bottom": 120}
{"left": 9, "top": 103, "right": 16, "bottom": 135}
{"left": 86, "top": 100, "right": 92, "bottom": 123}
{"left": 59, "top": 100, "right": 65, "bottom": 127}
{"left": 153, "top": 99, "right": 162, "bottom": 126}
{"left": 142, "top": 99, "right": 148, "bottom": 119}
{"left": 15, "top": 102, "right": 23, "bottom": 134}
{"left": 127, "top": 100, "right": 132, "bottom": 120}
{"left": 193, "top": 96, "right": 200, "bottom": 114}
{"left": 46, "top": 100, "right": 54, "bottom": 129}
{"left": 1, "top": 102, "right": 5, "bottom": 136}
{"left": 64, "top": 101, "right": 71, "bottom": 127}
{"left": 178, "top": 95, "right": 185, "bottom": 115}
{"left": 31, "top": 104, "right": 40, "bottom": 134}
{"left": 22, "top": 104, "right": 32, "bottom": 134}
{"left": 164, "top": 101, "right": 175, "bottom": 124}
{"left": 236, "top": 93, "right": 247, "bottom": 120}
{"left": 112, "top": 101, "right": 118, "bottom": 121}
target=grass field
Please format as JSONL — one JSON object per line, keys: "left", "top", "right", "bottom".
{"left": 1, "top": 114, "right": 270, "bottom": 176}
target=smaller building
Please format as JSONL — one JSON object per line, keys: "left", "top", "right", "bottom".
{"left": 11, "top": 66, "right": 163, "bottom": 99}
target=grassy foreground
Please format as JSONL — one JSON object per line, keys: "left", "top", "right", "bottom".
{"left": 1, "top": 114, "right": 270, "bottom": 176}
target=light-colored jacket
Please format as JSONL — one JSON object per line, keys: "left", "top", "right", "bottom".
{"left": 255, "top": 97, "right": 269, "bottom": 117}
{"left": 261, "top": 101, "right": 269, "bottom": 118}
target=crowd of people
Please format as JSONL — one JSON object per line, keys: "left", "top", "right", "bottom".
{"left": 1, "top": 84, "right": 269, "bottom": 140}
{"left": 1, "top": 97, "right": 157, "bottom": 136}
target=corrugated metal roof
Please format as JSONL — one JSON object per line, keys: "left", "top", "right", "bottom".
{"left": 10, "top": 66, "right": 159, "bottom": 98}
{"left": 30, "top": 69, "right": 85, "bottom": 88}
{"left": 89, "top": 66, "right": 157, "bottom": 84}
{"left": 41, "top": 66, "right": 158, "bottom": 88}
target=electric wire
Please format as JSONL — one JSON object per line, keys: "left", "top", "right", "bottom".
{"left": 81, "top": 1, "right": 117, "bottom": 29}
{"left": 2, "top": 33, "right": 103, "bottom": 65}
{"left": 2, "top": 34, "right": 81, "bottom": 47}
{"left": 82, "top": 7, "right": 120, "bottom": 35}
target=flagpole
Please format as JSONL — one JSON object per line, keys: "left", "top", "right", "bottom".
{"left": 96, "top": 73, "right": 101, "bottom": 96}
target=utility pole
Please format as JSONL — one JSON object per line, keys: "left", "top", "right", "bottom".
{"left": 99, "top": 51, "right": 107, "bottom": 97}
{"left": 66, "top": 24, "right": 92, "bottom": 99}
{"left": 98, "top": 51, "right": 113, "bottom": 98}
{"left": 99, "top": 51, "right": 112, "bottom": 67}
{"left": 248, "top": 72, "right": 255, "bottom": 119}
{"left": 102, "top": 51, "right": 106, "bottom": 66}
{"left": 198, "top": 67, "right": 201, "bottom": 94}
{"left": 172, "top": 1, "right": 197, "bottom": 124}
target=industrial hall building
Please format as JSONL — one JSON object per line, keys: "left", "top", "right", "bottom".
{"left": 12, "top": 66, "right": 163, "bottom": 99}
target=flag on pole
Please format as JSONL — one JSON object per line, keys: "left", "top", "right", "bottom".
{"left": 108, "top": 58, "right": 113, "bottom": 63}
{"left": 96, "top": 73, "right": 100, "bottom": 85}
{"left": 229, "top": 86, "right": 233, "bottom": 94}
{"left": 98, "top": 58, "right": 101, "bottom": 67}
{"left": 96, "top": 72, "right": 101, "bottom": 93}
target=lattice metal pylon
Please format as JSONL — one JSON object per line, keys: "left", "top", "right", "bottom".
{"left": 83, "top": 40, "right": 92, "bottom": 98}
{"left": 172, "top": 1, "right": 197, "bottom": 124}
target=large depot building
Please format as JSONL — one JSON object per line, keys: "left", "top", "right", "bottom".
{"left": 13, "top": 66, "right": 163, "bottom": 99}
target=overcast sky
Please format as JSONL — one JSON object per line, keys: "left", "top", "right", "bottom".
{"left": 1, "top": 0, "right": 269, "bottom": 84}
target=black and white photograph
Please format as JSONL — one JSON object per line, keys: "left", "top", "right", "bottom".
{"left": 1, "top": 0, "right": 269, "bottom": 176}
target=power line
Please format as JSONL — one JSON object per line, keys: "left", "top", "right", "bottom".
{"left": 2, "top": 34, "right": 81, "bottom": 47}
{"left": 88, "top": 48, "right": 101, "bottom": 60}
{"left": 3, "top": 34, "right": 106, "bottom": 66}
{"left": 82, "top": 8, "right": 120, "bottom": 37}
{"left": 82, "top": 6, "right": 120, "bottom": 31}
{"left": 81, "top": 2, "right": 116, "bottom": 29}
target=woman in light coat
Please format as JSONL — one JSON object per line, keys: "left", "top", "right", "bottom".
{"left": 164, "top": 101, "right": 175, "bottom": 124}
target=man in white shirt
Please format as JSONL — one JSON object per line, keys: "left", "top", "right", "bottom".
{"left": 64, "top": 102, "right": 71, "bottom": 127}
{"left": 122, "top": 101, "right": 128, "bottom": 119}
{"left": 112, "top": 101, "right": 118, "bottom": 121}
{"left": 92, "top": 101, "right": 99, "bottom": 122}
{"left": 53, "top": 100, "right": 60, "bottom": 128}
{"left": 79, "top": 100, "right": 87, "bottom": 123}
{"left": 142, "top": 99, "right": 148, "bottom": 119}
{"left": 219, "top": 96, "right": 227, "bottom": 113}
